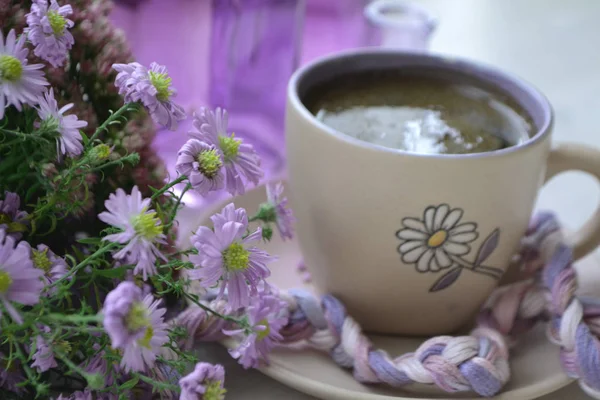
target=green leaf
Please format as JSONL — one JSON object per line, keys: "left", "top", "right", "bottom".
{"left": 76, "top": 237, "right": 101, "bottom": 245}
{"left": 93, "top": 266, "right": 129, "bottom": 278}
{"left": 119, "top": 376, "right": 139, "bottom": 390}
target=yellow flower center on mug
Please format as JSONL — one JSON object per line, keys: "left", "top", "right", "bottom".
{"left": 427, "top": 230, "right": 448, "bottom": 248}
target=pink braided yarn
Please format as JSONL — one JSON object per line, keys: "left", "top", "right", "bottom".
{"left": 175, "top": 212, "right": 600, "bottom": 398}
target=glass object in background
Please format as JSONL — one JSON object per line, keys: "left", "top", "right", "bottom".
{"left": 210, "top": 0, "right": 306, "bottom": 174}
{"left": 364, "top": 0, "right": 437, "bottom": 51}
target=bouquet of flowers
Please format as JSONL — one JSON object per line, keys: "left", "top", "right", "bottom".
{"left": 0, "top": 1, "right": 294, "bottom": 399}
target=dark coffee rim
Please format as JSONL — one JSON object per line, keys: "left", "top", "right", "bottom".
{"left": 288, "top": 49, "right": 554, "bottom": 159}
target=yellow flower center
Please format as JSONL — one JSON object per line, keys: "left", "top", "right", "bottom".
{"left": 56, "top": 340, "right": 72, "bottom": 354}
{"left": 47, "top": 10, "right": 67, "bottom": 36}
{"left": 131, "top": 210, "right": 163, "bottom": 240}
{"left": 137, "top": 326, "right": 154, "bottom": 349}
{"left": 203, "top": 380, "right": 226, "bottom": 400}
{"left": 218, "top": 134, "right": 241, "bottom": 162}
{"left": 197, "top": 149, "right": 223, "bottom": 178}
{"left": 32, "top": 248, "right": 53, "bottom": 273}
{"left": 148, "top": 71, "right": 173, "bottom": 102}
{"left": 427, "top": 230, "right": 448, "bottom": 248}
{"left": 222, "top": 242, "right": 249, "bottom": 271}
{"left": 89, "top": 144, "right": 111, "bottom": 162}
{"left": 125, "top": 302, "right": 150, "bottom": 332}
{"left": 0, "top": 271, "right": 13, "bottom": 293}
{"left": 256, "top": 319, "right": 271, "bottom": 341}
{"left": 0, "top": 55, "right": 23, "bottom": 82}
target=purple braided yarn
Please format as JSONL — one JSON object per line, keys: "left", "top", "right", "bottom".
{"left": 173, "top": 212, "right": 600, "bottom": 398}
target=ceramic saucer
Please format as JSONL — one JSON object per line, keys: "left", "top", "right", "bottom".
{"left": 177, "top": 182, "right": 600, "bottom": 400}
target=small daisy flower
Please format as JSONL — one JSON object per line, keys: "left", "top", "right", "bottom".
{"left": 98, "top": 186, "right": 167, "bottom": 280}
{"left": 0, "top": 231, "right": 44, "bottom": 324}
{"left": 188, "top": 203, "right": 275, "bottom": 310}
{"left": 176, "top": 139, "right": 225, "bottom": 196}
{"left": 36, "top": 89, "right": 87, "bottom": 159}
{"left": 0, "top": 29, "right": 48, "bottom": 119}
{"left": 0, "top": 191, "right": 29, "bottom": 240}
{"left": 25, "top": 0, "right": 75, "bottom": 67}
{"left": 31, "top": 327, "right": 57, "bottom": 372}
{"left": 179, "top": 362, "right": 226, "bottom": 400}
{"left": 263, "top": 182, "right": 295, "bottom": 240}
{"left": 112, "top": 62, "right": 186, "bottom": 131}
{"left": 190, "top": 107, "right": 263, "bottom": 195}
{"left": 224, "top": 294, "right": 288, "bottom": 369}
{"left": 81, "top": 344, "right": 115, "bottom": 388}
{"left": 102, "top": 282, "right": 168, "bottom": 372}
{"left": 27, "top": 243, "right": 68, "bottom": 296}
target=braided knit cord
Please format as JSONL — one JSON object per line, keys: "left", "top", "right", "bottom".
{"left": 176, "top": 212, "right": 600, "bottom": 398}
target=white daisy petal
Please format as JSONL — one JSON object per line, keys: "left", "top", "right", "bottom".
{"left": 424, "top": 207, "right": 436, "bottom": 232}
{"left": 449, "top": 232, "right": 479, "bottom": 244}
{"left": 417, "top": 249, "right": 434, "bottom": 272}
{"left": 434, "top": 248, "right": 453, "bottom": 268}
{"left": 402, "top": 218, "right": 428, "bottom": 233}
{"left": 450, "top": 223, "right": 477, "bottom": 235}
{"left": 402, "top": 246, "right": 427, "bottom": 263}
{"left": 443, "top": 242, "right": 470, "bottom": 256}
{"left": 433, "top": 204, "right": 449, "bottom": 231}
{"left": 429, "top": 252, "right": 442, "bottom": 271}
{"left": 397, "top": 229, "right": 429, "bottom": 241}
{"left": 398, "top": 240, "right": 424, "bottom": 254}
{"left": 442, "top": 208, "right": 464, "bottom": 230}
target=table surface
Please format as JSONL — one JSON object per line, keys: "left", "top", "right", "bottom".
{"left": 192, "top": 0, "right": 600, "bottom": 399}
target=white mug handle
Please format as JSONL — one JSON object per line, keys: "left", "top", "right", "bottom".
{"left": 545, "top": 142, "right": 600, "bottom": 260}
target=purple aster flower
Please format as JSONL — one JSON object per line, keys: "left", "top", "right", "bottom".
{"left": 265, "top": 182, "right": 295, "bottom": 240}
{"left": 31, "top": 327, "right": 57, "bottom": 372}
{"left": 176, "top": 139, "right": 225, "bottom": 196}
{"left": 0, "top": 29, "right": 48, "bottom": 119}
{"left": 179, "top": 362, "right": 226, "bottom": 400}
{"left": 0, "top": 191, "right": 29, "bottom": 240}
{"left": 25, "top": 0, "right": 75, "bottom": 67}
{"left": 0, "top": 231, "right": 44, "bottom": 323}
{"left": 102, "top": 282, "right": 168, "bottom": 372}
{"left": 112, "top": 62, "right": 186, "bottom": 131}
{"left": 224, "top": 294, "right": 288, "bottom": 368}
{"left": 26, "top": 243, "right": 68, "bottom": 296}
{"left": 98, "top": 186, "right": 167, "bottom": 280}
{"left": 189, "top": 107, "right": 263, "bottom": 195}
{"left": 188, "top": 204, "right": 275, "bottom": 310}
{"left": 36, "top": 89, "right": 87, "bottom": 159}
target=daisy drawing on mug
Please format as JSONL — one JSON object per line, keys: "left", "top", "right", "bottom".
{"left": 396, "top": 204, "right": 504, "bottom": 292}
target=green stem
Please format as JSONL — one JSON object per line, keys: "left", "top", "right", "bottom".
{"left": 165, "top": 183, "right": 191, "bottom": 229}
{"left": 88, "top": 153, "right": 140, "bottom": 172}
{"left": 12, "top": 341, "right": 38, "bottom": 385}
{"left": 182, "top": 291, "right": 246, "bottom": 327}
{"left": 133, "top": 372, "right": 180, "bottom": 392}
{"left": 45, "top": 313, "right": 102, "bottom": 324}
{"left": 50, "top": 242, "right": 118, "bottom": 288}
{"left": 89, "top": 103, "right": 139, "bottom": 143}
{"left": 151, "top": 175, "right": 187, "bottom": 200}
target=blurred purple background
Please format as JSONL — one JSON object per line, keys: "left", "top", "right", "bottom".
{"left": 109, "top": 0, "right": 433, "bottom": 207}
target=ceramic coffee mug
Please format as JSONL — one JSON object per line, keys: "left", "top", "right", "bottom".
{"left": 285, "top": 50, "right": 600, "bottom": 335}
